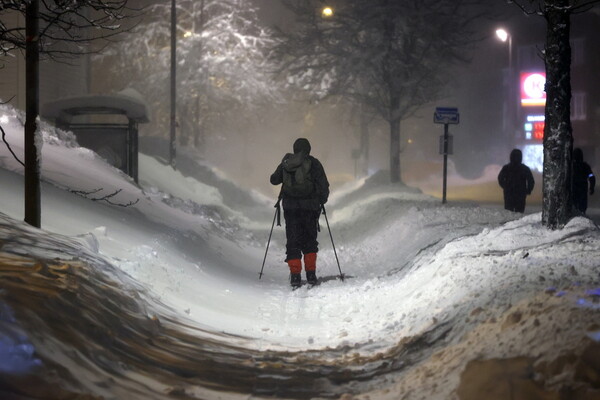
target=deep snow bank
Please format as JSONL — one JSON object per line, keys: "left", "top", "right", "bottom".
{"left": 3, "top": 103, "right": 600, "bottom": 399}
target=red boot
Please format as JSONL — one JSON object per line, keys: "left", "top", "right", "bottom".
{"left": 287, "top": 259, "right": 302, "bottom": 288}
{"left": 304, "top": 253, "right": 317, "bottom": 271}
{"left": 287, "top": 259, "right": 302, "bottom": 274}
{"left": 304, "top": 253, "right": 318, "bottom": 285}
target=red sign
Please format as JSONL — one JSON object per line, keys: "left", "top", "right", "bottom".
{"left": 521, "top": 72, "right": 546, "bottom": 106}
{"left": 533, "top": 121, "right": 544, "bottom": 140}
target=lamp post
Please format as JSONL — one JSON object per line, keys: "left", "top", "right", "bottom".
{"left": 496, "top": 28, "right": 515, "bottom": 141}
{"left": 170, "top": 0, "right": 177, "bottom": 169}
{"left": 495, "top": 28, "right": 512, "bottom": 71}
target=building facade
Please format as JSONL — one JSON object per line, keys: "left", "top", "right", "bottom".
{"left": 514, "top": 12, "right": 600, "bottom": 172}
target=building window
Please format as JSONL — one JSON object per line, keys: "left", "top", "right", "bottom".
{"left": 571, "top": 92, "right": 587, "bottom": 121}
{"left": 517, "top": 43, "right": 544, "bottom": 69}
{"left": 571, "top": 38, "right": 585, "bottom": 66}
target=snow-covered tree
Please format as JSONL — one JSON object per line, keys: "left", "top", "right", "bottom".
{"left": 104, "top": 0, "right": 281, "bottom": 149}
{"left": 0, "top": 0, "right": 139, "bottom": 228}
{"left": 513, "top": 0, "right": 600, "bottom": 229}
{"left": 274, "top": 0, "right": 487, "bottom": 183}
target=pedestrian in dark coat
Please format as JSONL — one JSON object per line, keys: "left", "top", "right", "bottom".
{"left": 498, "top": 149, "right": 535, "bottom": 213}
{"left": 572, "top": 148, "right": 595, "bottom": 214}
{"left": 270, "top": 138, "right": 330, "bottom": 287}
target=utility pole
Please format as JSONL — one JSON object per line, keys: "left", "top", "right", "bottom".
{"left": 25, "top": 0, "right": 41, "bottom": 227}
{"left": 169, "top": 0, "right": 177, "bottom": 169}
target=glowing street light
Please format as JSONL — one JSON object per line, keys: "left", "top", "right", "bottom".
{"left": 495, "top": 28, "right": 508, "bottom": 43}
{"left": 322, "top": 6, "right": 334, "bottom": 18}
{"left": 495, "top": 28, "right": 512, "bottom": 69}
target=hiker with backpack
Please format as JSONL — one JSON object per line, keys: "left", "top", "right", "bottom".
{"left": 270, "top": 138, "right": 330, "bottom": 288}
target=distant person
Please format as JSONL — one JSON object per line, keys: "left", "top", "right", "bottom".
{"left": 572, "top": 148, "right": 595, "bottom": 214}
{"left": 270, "top": 138, "right": 330, "bottom": 288}
{"left": 498, "top": 149, "right": 535, "bottom": 213}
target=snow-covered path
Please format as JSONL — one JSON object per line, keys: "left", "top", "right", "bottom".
{"left": 3, "top": 104, "right": 600, "bottom": 399}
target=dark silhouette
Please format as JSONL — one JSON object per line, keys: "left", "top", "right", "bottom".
{"left": 498, "top": 149, "right": 535, "bottom": 213}
{"left": 572, "top": 148, "right": 595, "bottom": 214}
{"left": 270, "top": 138, "right": 330, "bottom": 288}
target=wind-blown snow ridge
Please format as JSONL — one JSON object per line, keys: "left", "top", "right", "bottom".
{"left": 3, "top": 102, "right": 600, "bottom": 399}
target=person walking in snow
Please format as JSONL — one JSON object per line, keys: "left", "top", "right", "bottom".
{"left": 497, "top": 149, "right": 535, "bottom": 213}
{"left": 270, "top": 138, "right": 330, "bottom": 288}
{"left": 572, "top": 147, "right": 595, "bottom": 214}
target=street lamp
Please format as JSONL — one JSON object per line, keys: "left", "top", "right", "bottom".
{"left": 495, "top": 28, "right": 512, "bottom": 70}
{"left": 496, "top": 27, "right": 516, "bottom": 142}
{"left": 170, "top": 0, "right": 177, "bottom": 169}
{"left": 322, "top": 6, "right": 334, "bottom": 18}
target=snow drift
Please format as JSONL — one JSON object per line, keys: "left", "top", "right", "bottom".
{"left": 2, "top": 103, "right": 600, "bottom": 399}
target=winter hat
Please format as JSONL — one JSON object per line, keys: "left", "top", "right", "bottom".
{"left": 509, "top": 148, "right": 522, "bottom": 164}
{"left": 573, "top": 148, "right": 584, "bottom": 162}
{"left": 293, "top": 138, "right": 311, "bottom": 155}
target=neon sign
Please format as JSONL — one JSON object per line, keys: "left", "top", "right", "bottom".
{"left": 521, "top": 72, "right": 546, "bottom": 106}
{"left": 524, "top": 115, "right": 545, "bottom": 140}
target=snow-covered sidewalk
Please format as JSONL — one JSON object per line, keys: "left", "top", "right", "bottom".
{"left": 2, "top": 103, "right": 600, "bottom": 399}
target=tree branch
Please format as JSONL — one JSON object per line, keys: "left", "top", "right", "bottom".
{"left": 0, "top": 123, "right": 25, "bottom": 167}
{"left": 69, "top": 187, "right": 140, "bottom": 207}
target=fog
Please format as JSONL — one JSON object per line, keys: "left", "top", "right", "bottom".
{"left": 4, "top": 2, "right": 600, "bottom": 397}
{"left": 89, "top": 0, "right": 593, "bottom": 208}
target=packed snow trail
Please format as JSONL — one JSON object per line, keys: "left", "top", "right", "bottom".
{"left": 0, "top": 212, "right": 459, "bottom": 398}
{"left": 3, "top": 104, "right": 600, "bottom": 399}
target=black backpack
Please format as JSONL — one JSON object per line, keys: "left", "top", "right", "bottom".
{"left": 282, "top": 152, "right": 314, "bottom": 197}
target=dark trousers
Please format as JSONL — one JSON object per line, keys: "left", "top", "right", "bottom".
{"left": 504, "top": 193, "right": 526, "bottom": 213}
{"left": 573, "top": 191, "right": 588, "bottom": 213}
{"left": 284, "top": 208, "right": 320, "bottom": 261}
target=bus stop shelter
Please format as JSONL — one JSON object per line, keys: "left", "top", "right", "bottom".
{"left": 41, "top": 89, "right": 149, "bottom": 183}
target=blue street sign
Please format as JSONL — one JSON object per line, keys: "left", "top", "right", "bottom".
{"left": 434, "top": 107, "right": 460, "bottom": 124}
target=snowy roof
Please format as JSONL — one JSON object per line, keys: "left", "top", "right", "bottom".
{"left": 40, "top": 88, "right": 150, "bottom": 123}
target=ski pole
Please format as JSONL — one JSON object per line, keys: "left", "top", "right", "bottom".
{"left": 321, "top": 204, "right": 344, "bottom": 281}
{"left": 259, "top": 198, "right": 281, "bottom": 279}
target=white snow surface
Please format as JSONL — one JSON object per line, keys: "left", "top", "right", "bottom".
{"left": 2, "top": 104, "right": 600, "bottom": 397}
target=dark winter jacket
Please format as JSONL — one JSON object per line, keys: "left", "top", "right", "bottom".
{"left": 270, "top": 138, "right": 330, "bottom": 211}
{"left": 498, "top": 149, "right": 535, "bottom": 197}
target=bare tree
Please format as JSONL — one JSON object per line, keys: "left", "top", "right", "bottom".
{"left": 512, "top": 0, "right": 600, "bottom": 229}
{"left": 0, "top": 0, "right": 140, "bottom": 228}
{"left": 274, "top": 0, "right": 487, "bottom": 183}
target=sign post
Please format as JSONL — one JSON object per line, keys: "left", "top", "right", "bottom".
{"left": 434, "top": 107, "right": 460, "bottom": 204}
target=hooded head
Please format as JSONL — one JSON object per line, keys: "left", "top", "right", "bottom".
{"left": 509, "top": 148, "right": 522, "bottom": 164}
{"left": 573, "top": 148, "right": 583, "bottom": 162}
{"left": 293, "top": 138, "right": 311, "bottom": 155}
